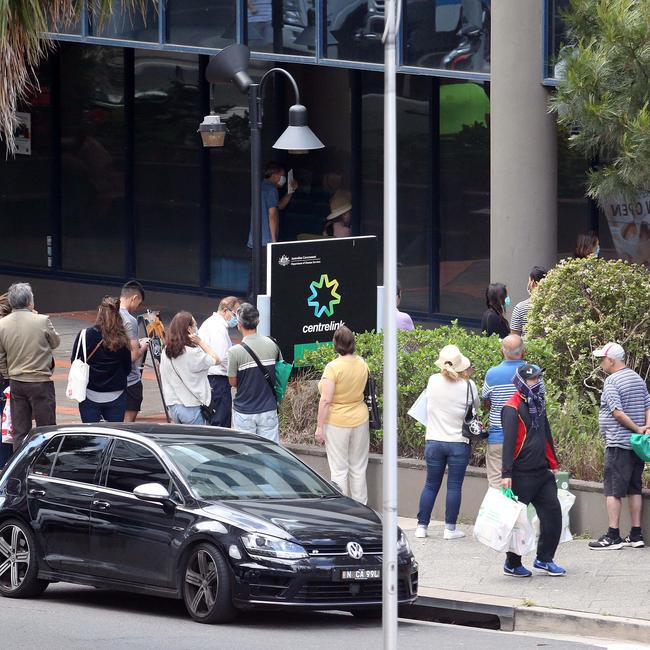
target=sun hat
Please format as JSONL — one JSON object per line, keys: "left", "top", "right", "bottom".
{"left": 326, "top": 190, "right": 352, "bottom": 221}
{"left": 434, "top": 344, "right": 471, "bottom": 375}
{"left": 593, "top": 342, "right": 625, "bottom": 362}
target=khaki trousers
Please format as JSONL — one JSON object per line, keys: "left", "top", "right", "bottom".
{"left": 485, "top": 443, "right": 503, "bottom": 489}
{"left": 324, "top": 421, "right": 370, "bottom": 504}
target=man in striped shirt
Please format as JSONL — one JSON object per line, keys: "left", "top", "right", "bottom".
{"left": 589, "top": 342, "right": 650, "bottom": 550}
{"left": 481, "top": 335, "right": 526, "bottom": 488}
{"left": 510, "top": 266, "right": 547, "bottom": 337}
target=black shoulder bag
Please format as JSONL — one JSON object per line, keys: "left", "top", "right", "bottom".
{"left": 364, "top": 373, "right": 382, "bottom": 430}
{"left": 462, "top": 380, "right": 488, "bottom": 441}
{"left": 170, "top": 358, "right": 215, "bottom": 422}
{"left": 240, "top": 341, "right": 279, "bottom": 408}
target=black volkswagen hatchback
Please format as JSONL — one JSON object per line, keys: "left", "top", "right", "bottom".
{"left": 0, "top": 424, "right": 418, "bottom": 623}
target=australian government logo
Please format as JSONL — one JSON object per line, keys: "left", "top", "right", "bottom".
{"left": 278, "top": 254, "right": 290, "bottom": 267}
{"left": 303, "top": 274, "right": 344, "bottom": 333}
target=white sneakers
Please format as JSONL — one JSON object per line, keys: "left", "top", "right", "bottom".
{"left": 413, "top": 526, "right": 466, "bottom": 540}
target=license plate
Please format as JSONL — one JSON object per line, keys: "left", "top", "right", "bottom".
{"left": 339, "top": 568, "right": 381, "bottom": 581}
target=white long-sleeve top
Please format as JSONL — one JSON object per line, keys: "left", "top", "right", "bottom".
{"left": 197, "top": 312, "right": 232, "bottom": 376}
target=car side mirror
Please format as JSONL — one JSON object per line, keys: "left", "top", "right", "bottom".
{"left": 133, "top": 482, "right": 171, "bottom": 503}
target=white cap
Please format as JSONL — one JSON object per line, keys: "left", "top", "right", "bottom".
{"left": 593, "top": 342, "right": 625, "bottom": 362}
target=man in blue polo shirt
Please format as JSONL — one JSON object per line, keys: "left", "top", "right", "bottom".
{"left": 481, "top": 334, "right": 526, "bottom": 488}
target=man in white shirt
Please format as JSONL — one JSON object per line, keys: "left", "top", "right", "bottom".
{"left": 198, "top": 296, "right": 240, "bottom": 427}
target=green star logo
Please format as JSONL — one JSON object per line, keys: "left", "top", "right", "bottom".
{"left": 307, "top": 274, "right": 341, "bottom": 318}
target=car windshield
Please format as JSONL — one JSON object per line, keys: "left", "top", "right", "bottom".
{"left": 164, "top": 439, "right": 338, "bottom": 501}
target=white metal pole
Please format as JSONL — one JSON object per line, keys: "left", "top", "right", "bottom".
{"left": 382, "top": 0, "right": 398, "bottom": 648}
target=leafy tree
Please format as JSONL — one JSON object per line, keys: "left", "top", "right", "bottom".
{"left": 551, "top": 0, "right": 650, "bottom": 204}
{"left": 0, "top": 1, "right": 150, "bottom": 153}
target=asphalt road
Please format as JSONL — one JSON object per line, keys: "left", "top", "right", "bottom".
{"left": 0, "top": 584, "right": 609, "bottom": 650}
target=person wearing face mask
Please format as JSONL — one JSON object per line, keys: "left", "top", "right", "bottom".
{"left": 510, "top": 266, "right": 547, "bottom": 338}
{"left": 481, "top": 282, "right": 510, "bottom": 338}
{"left": 198, "top": 296, "right": 241, "bottom": 428}
{"left": 246, "top": 161, "right": 298, "bottom": 297}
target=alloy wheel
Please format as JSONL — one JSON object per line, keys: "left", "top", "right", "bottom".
{"left": 185, "top": 549, "right": 219, "bottom": 617}
{"left": 0, "top": 524, "right": 30, "bottom": 592}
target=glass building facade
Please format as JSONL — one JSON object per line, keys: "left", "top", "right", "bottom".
{"left": 0, "top": 0, "right": 592, "bottom": 323}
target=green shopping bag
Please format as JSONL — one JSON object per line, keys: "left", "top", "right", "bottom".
{"left": 274, "top": 360, "right": 293, "bottom": 403}
{"left": 630, "top": 434, "right": 650, "bottom": 462}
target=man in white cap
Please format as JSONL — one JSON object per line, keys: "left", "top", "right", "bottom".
{"left": 589, "top": 342, "right": 650, "bottom": 550}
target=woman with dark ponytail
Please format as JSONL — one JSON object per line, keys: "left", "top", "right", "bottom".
{"left": 70, "top": 296, "right": 132, "bottom": 423}
{"left": 481, "top": 282, "right": 510, "bottom": 338}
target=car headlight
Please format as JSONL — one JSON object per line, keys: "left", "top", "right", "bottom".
{"left": 397, "top": 530, "right": 411, "bottom": 555}
{"left": 241, "top": 533, "right": 308, "bottom": 561}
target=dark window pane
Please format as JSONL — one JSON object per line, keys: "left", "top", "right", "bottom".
{"left": 0, "top": 63, "right": 53, "bottom": 268}
{"left": 547, "top": 0, "right": 570, "bottom": 79}
{"left": 167, "top": 0, "right": 236, "bottom": 48}
{"left": 438, "top": 80, "right": 490, "bottom": 317}
{"left": 106, "top": 440, "right": 170, "bottom": 492}
{"left": 91, "top": 1, "right": 159, "bottom": 42}
{"left": 32, "top": 437, "right": 64, "bottom": 477}
{"left": 404, "top": 0, "right": 490, "bottom": 73}
{"left": 60, "top": 44, "right": 126, "bottom": 275}
{"left": 247, "top": 0, "right": 315, "bottom": 55}
{"left": 52, "top": 435, "right": 109, "bottom": 484}
{"left": 134, "top": 51, "right": 201, "bottom": 285}
{"left": 325, "top": 0, "right": 383, "bottom": 63}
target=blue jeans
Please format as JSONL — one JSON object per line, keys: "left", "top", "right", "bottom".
{"left": 0, "top": 442, "right": 13, "bottom": 469}
{"left": 169, "top": 404, "right": 206, "bottom": 425}
{"left": 79, "top": 393, "right": 127, "bottom": 423}
{"left": 232, "top": 409, "right": 279, "bottom": 443}
{"left": 417, "top": 440, "right": 471, "bottom": 526}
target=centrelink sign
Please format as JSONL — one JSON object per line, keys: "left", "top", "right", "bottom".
{"left": 269, "top": 236, "right": 377, "bottom": 362}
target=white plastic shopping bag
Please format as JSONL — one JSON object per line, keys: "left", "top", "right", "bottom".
{"left": 66, "top": 329, "right": 90, "bottom": 403}
{"left": 473, "top": 488, "right": 526, "bottom": 552}
{"left": 531, "top": 489, "right": 575, "bottom": 544}
{"left": 1, "top": 386, "right": 12, "bottom": 444}
{"left": 508, "top": 505, "right": 537, "bottom": 555}
{"left": 407, "top": 390, "right": 427, "bottom": 427}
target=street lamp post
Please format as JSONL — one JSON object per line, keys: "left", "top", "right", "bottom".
{"left": 201, "top": 44, "right": 324, "bottom": 302}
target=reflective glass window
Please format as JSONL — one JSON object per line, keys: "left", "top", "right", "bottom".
{"left": 166, "top": 0, "right": 237, "bottom": 49}
{"left": 52, "top": 435, "right": 110, "bottom": 485}
{"left": 106, "top": 440, "right": 170, "bottom": 493}
{"left": 324, "top": 0, "right": 383, "bottom": 63}
{"left": 404, "top": 0, "right": 490, "bottom": 73}
{"left": 32, "top": 437, "right": 64, "bottom": 477}
{"left": 546, "top": 0, "right": 570, "bottom": 79}
{"left": 247, "top": 0, "right": 315, "bottom": 55}
{"left": 91, "top": 1, "right": 159, "bottom": 42}
{"left": 60, "top": 44, "right": 126, "bottom": 275}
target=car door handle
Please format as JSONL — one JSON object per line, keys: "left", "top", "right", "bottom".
{"left": 29, "top": 489, "right": 46, "bottom": 497}
{"left": 92, "top": 500, "right": 111, "bottom": 510}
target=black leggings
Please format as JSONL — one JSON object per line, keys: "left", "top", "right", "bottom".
{"left": 507, "top": 469, "right": 562, "bottom": 566}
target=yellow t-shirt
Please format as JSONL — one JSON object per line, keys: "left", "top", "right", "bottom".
{"left": 319, "top": 355, "right": 369, "bottom": 428}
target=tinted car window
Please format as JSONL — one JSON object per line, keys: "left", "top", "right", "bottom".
{"left": 165, "top": 440, "right": 337, "bottom": 500}
{"left": 32, "top": 437, "right": 64, "bottom": 476}
{"left": 51, "top": 435, "right": 109, "bottom": 484}
{"left": 106, "top": 440, "right": 170, "bottom": 493}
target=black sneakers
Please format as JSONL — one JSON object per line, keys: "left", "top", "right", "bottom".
{"left": 623, "top": 532, "right": 645, "bottom": 548}
{"left": 588, "top": 533, "right": 625, "bottom": 550}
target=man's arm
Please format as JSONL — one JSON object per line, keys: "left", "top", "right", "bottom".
{"left": 268, "top": 207, "right": 280, "bottom": 243}
{"left": 0, "top": 338, "right": 7, "bottom": 379}
{"left": 45, "top": 318, "right": 61, "bottom": 349}
{"left": 612, "top": 408, "right": 647, "bottom": 435}
{"left": 500, "top": 404, "right": 519, "bottom": 485}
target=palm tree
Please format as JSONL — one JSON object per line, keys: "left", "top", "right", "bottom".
{"left": 0, "top": 1, "right": 150, "bottom": 153}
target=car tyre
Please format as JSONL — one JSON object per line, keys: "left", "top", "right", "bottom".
{"left": 0, "top": 519, "right": 48, "bottom": 598}
{"left": 182, "top": 542, "right": 237, "bottom": 624}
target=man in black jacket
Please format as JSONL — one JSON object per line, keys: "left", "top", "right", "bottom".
{"left": 501, "top": 364, "right": 566, "bottom": 578}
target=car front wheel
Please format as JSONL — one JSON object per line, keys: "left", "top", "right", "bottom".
{"left": 0, "top": 519, "right": 48, "bottom": 598}
{"left": 182, "top": 543, "right": 237, "bottom": 624}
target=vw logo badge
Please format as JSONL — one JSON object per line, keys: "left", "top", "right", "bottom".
{"left": 346, "top": 541, "right": 364, "bottom": 560}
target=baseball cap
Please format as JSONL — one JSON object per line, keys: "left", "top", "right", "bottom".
{"left": 516, "top": 363, "right": 544, "bottom": 381}
{"left": 593, "top": 342, "right": 625, "bottom": 362}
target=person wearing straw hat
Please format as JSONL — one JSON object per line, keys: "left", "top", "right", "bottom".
{"left": 323, "top": 190, "right": 352, "bottom": 238}
{"left": 415, "top": 344, "right": 479, "bottom": 540}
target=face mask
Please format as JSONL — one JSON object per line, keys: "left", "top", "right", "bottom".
{"left": 526, "top": 283, "right": 532, "bottom": 295}
{"left": 594, "top": 245, "right": 600, "bottom": 258}
{"left": 504, "top": 296, "right": 511, "bottom": 308}
{"left": 277, "top": 175, "right": 287, "bottom": 188}
{"left": 228, "top": 315, "right": 238, "bottom": 328}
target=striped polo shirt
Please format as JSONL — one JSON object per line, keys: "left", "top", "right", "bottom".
{"left": 481, "top": 360, "right": 525, "bottom": 444}
{"left": 510, "top": 298, "right": 531, "bottom": 336}
{"left": 599, "top": 367, "right": 650, "bottom": 449}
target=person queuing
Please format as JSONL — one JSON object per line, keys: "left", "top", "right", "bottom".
{"left": 323, "top": 190, "right": 352, "bottom": 238}
{"left": 575, "top": 231, "right": 600, "bottom": 259}
{"left": 396, "top": 281, "right": 415, "bottom": 331}
{"left": 501, "top": 364, "right": 566, "bottom": 577}
{"left": 589, "top": 343, "right": 650, "bottom": 550}
{"left": 71, "top": 297, "right": 132, "bottom": 423}
{"left": 160, "top": 312, "right": 220, "bottom": 425}
{"left": 0, "top": 293, "right": 12, "bottom": 468}
{"left": 415, "top": 345, "right": 478, "bottom": 540}
{"left": 315, "top": 326, "right": 370, "bottom": 504}
{"left": 198, "top": 296, "right": 241, "bottom": 428}
{"left": 0, "top": 283, "right": 60, "bottom": 451}
{"left": 481, "top": 282, "right": 510, "bottom": 338}
{"left": 227, "top": 303, "right": 283, "bottom": 443}
{"left": 510, "top": 266, "right": 547, "bottom": 338}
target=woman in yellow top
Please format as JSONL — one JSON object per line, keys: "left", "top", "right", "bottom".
{"left": 315, "top": 326, "right": 370, "bottom": 504}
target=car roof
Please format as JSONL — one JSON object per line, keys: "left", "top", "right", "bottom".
{"left": 31, "top": 423, "right": 265, "bottom": 446}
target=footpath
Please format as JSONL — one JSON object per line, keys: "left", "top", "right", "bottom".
{"left": 49, "top": 314, "right": 650, "bottom": 645}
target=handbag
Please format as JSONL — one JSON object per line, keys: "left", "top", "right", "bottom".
{"left": 630, "top": 433, "right": 650, "bottom": 462}
{"left": 240, "top": 341, "right": 292, "bottom": 405}
{"left": 65, "top": 329, "right": 102, "bottom": 403}
{"left": 462, "top": 380, "right": 488, "bottom": 441}
{"left": 169, "top": 359, "right": 215, "bottom": 423}
{"left": 364, "top": 373, "right": 382, "bottom": 430}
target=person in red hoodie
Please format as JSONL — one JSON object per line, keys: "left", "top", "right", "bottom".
{"left": 501, "top": 364, "right": 566, "bottom": 578}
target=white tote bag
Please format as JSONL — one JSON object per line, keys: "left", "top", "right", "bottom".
{"left": 407, "top": 389, "right": 428, "bottom": 427}
{"left": 508, "top": 504, "right": 537, "bottom": 556}
{"left": 530, "top": 488, "right": 576, "bottom": 544}
{"left": 473, "top": 488, "right": 527, "bottom": 553}
{"left": 1, "top": 386, "right": 12, "bottom": 444}
{"left": 66, "top": 329, "right": 90, "bottom": 403}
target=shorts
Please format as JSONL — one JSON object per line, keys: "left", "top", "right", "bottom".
{"left": 604, "top": 446, "right": 644, "bottom": 497}
{"left": 125, "top": 381, "right": 144, "bottom": 412}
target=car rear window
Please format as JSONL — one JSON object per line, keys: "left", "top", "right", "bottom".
{"left": 32, "top": 437, "right": 64, "bottom": 476}
{"left": 51, "top": 435, "right": 109, "bottom": 485}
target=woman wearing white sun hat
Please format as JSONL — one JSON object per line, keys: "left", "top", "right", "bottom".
{"left": 415, "top": 344, "right": 479, "bottom": 540}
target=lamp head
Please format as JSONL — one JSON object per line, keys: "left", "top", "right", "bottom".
{"left": 198, "top": 113, "right": 226, "bottom": 148}
{"left": 205, "top": 44, "right": 253, "bottom": 93}
{"left": 272, "top": 104, "right": 324, "bottom": 154}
